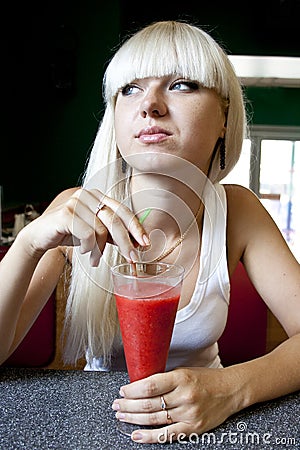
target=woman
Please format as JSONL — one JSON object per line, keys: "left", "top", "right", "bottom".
{"left": 0, "top": 20, "right": 299, "bottom": 444}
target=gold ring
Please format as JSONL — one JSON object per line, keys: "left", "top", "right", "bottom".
{"left": 166, "top": 410, "right": 173, "bottom": 423}
{"left": 160, "top": 395, "right": 167, "bottom": 410}
{"left": 95, "top": 202, "right": 105, "bottom": 216}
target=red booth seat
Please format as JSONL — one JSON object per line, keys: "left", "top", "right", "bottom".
{"left": 0, "top": 246, "right": 56, "bottom": 367}
{"left": 219, "top": 262, "right": 268, "bottom": 366}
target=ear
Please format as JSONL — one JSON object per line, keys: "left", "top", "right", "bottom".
{"left": 220, "top": 125, "right": 227, "bottom": 139}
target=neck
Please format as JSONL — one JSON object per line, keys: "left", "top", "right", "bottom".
{"left": 131, "top": 160, "right": 207, "bottom": 214}
{"left": 129, "top": 168, "right": 207, "bottom": 262}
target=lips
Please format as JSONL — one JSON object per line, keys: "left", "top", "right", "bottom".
{"left": 137, "top": 126, "right": 171, "bottom": 143}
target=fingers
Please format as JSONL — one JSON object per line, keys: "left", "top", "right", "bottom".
{"left": 112, "top": 368, "right": 234, "bottom": 444}
{"left": 112, "top": 370, "right": 205, "bottom": 444}
{"left": 113, "top": 395, "right": 167, "bottom": 416}
{"left": 94, "top": 201, "right": 141, "bottom": 260}
{"left": 113, "top": 394, "right": 179, "bottom": 444}
{"left": 119, "top": 371, "right": 177, "bottom": 399}
{"left": 114, "top": 399, "right": 202, "bottom": 445}
{"left": 94, "top": 194, "right": 148, "bottom": 247}
{"left": 131, "top": 424, "right": 187, "bottom": 444}
{"left": 115, "top": 407, "right": 174, "bottom": 427}
{"left": 62, "top": 193, "right": 108, "bottom": 264}
{"left": 112, "top": 382, "right": 179, "bottom": 442}
{"left": 65, "top": 188, "right": 149, "bottom": 264}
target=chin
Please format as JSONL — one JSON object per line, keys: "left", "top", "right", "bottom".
{"left": 125, "top": 151, "right": 193, "bottom": 175}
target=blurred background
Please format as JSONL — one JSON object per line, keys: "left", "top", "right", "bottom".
{"left": 1, "top": 0, "right": 299, "bottom": 259}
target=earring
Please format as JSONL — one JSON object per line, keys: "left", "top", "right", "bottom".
{"left": 121, "top": 158, "right": 127, "bottom": 173}
{"left": 219, "top": 138, "right": 226, "bottom": 170}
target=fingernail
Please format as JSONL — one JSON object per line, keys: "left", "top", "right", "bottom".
{"left": 143, "top": 234, "right": 150, "bottom": 246}
{"left": 132, "top": 432, "right": 144, "bottom": 442}
{"left": 129, "top": 250, "right": 138, "bottom": 262}
{"left": 116, "top": 412, "right": 125, "bottom": 420}
{"left": 119, "top": 388, "right": 125, "bottom": 397}
{"left": 112, "top": 401, "right": 120, "bottom": 411}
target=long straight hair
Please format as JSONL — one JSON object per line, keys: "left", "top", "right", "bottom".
{"left": 63, "top": 20, "right": 247, "bottom": 366}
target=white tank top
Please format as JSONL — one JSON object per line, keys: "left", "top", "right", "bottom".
{"left": 85, "top": 183, "right": 230, "bottom": 372}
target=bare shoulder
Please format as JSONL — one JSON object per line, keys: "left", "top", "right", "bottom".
{"left": 222, "top": 183, "right": 272, "bottom": 229}
{"left": 223, "top": 183, "right": 260, "bottom": 206}
{"left": 222, "top": 183, "right": 281, "bottom": 273}
{"left": 222, "top": 183, "right": 267, "bottom": 228}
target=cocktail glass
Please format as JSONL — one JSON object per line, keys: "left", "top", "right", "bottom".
{"left": 111, "top": 262, "right": 184, "bottom": 436}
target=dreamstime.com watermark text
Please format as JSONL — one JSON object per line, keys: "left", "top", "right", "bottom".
{"left": 157, "top": 422, "right": 297, "bottom": 446}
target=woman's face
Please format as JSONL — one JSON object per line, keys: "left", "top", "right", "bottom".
{"left": 114, "top": 75, "right": 227, "bottom": 174}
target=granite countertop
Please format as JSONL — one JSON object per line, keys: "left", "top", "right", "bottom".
{"left": 0, "top": 368, "right": 299, "bottom": 449}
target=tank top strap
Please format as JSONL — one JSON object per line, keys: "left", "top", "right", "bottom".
{"left": 176, "top": 182, "right": 228, "bottom": 322}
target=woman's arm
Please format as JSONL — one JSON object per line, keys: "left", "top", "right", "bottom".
{"left": 224, "top": 334, "right": 300, "bottom": 410}
{"left": 0, "top": 186, "right": 148, "bottom": 364}
{"left": 0, "top": 188, "right": 75, "bottom": 363}
{"left": 224, "top": 184, "right": 300, "bottom": 405}
{"left": 226, "top": 184, "right": 300, "bottom": 338}
{"left": 0, "top": 242, "right": 66, "bottom": 363}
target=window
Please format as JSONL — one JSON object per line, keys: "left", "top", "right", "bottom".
{"left": 222, "top": 126, "right": 300, "bottom": 262}
{"left": 221, "top": 138, "right": 251, "bottom": 188}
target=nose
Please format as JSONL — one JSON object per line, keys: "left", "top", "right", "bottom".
{"left": 140, "top": 88, "right": 167, "bottom": 118}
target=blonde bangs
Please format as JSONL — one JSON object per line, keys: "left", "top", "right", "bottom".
{"left": 104, "top": 21, "right": 231, "bottom": 103}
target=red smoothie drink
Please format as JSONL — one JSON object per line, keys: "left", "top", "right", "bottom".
{"left": 115, "top": 281, "right": 180, "bottom": 382}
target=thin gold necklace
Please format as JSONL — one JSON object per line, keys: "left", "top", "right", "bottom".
{"left": 139, "top": 203, "right": 203, "bottom": 262}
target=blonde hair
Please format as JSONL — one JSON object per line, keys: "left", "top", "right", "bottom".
{"left": 63, "top": 20, "right": 247, "bottom": 365}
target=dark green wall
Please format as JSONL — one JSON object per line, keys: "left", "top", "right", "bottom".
{"left": 2, "top": 0, "right": 120, "bottom": 206}
{"left": 120, "top": 0, "right": 300, "bottom": 126}
{"left": 245, "top": 87, "right": 300, "bottom": 126}
{"left": 2, "top": 1, "right": 299, "bottom": 207}
{"left": 119, "top": 1, "right": 300, "bottom": 129}
{"left": 120, "top": 0, "right": 300, "bottom": 57}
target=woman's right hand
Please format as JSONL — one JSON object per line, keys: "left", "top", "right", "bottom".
{"left": 18, "top": 187, "right": 149, "bottom": 266}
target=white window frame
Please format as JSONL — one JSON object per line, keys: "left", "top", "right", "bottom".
{"left": 249, "top": 125, "right": 300, "bottom": 196}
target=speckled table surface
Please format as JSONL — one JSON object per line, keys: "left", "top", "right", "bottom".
{"left": 0, "top": 368, "right": 299, "bottom": 450}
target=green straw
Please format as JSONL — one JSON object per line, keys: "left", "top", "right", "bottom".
{"left": 138, "top": 208, "right": 152, "bottom": 224}
{"left": 130, "top": 208, "right": 151, "bottom": 278}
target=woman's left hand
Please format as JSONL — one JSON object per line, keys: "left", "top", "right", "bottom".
{"left": 112, "top": 367, "right": 241, "bottom": 444}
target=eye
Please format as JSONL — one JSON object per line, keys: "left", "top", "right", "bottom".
{"left": 120, "top": 84, "right": 140, "bottom": 96}
{"left": 171, "top": 80, "right": 200, "bottom": 92}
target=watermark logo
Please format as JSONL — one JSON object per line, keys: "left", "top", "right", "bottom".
{"left": 157, "top": 421, "right": 297, "bottom": 446}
